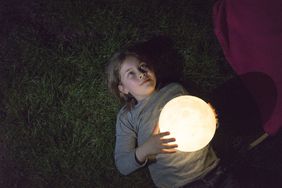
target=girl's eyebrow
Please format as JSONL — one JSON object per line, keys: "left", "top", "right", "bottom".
{"left": 124, "top": 68, "right": 133, "bottom": 74}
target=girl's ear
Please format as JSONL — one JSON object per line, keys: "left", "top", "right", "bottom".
{"left": 118, "top": 84, "right": 128, "bottom": 94}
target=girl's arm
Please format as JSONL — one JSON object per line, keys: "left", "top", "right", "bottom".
{"left": 114, "top": 112, "right": 147, "bottom": 175}
{"left": 115, "top": 115, "right": 177, "bottom": 175}
{"left": 115, "top": 122, "right": 141, "bottom": 175}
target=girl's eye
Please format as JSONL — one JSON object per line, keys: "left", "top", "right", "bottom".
{"left": 139, "top": 63, "right": 149, "bottom": 71}
{"left": 140, "top": 63, "right": 148, "bottom": 68}
{"left": 127, "top": 71, "right": 135, "bottom": 77}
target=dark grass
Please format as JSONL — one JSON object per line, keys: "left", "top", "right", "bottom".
{"left": 1, "top": 0, "right": 282, "bottom": 187}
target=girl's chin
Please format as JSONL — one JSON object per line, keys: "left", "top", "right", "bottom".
{"left": 135, "top": 88, "right": 156, "bottom": 101}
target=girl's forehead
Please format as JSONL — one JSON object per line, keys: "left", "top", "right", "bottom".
{"left": 123, "top": 55, "right": 141, "bottom": 65}
{"left": 120, "top": 56, "right": 141, "bottom": 71}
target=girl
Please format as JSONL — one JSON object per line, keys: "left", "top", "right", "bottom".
{"left": 106, "top": 40, "right": 239, "bottom": 188}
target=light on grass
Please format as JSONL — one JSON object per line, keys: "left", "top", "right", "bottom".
{"left": 159, "top": 96, "right": 216, "bottom": 152}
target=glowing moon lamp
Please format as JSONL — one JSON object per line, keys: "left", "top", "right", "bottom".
{"left": 159, "top": 95, "right": 217, "bottom": 152}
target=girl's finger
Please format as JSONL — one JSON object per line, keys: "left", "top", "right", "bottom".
{"left": 161, "top": 148, "right": 177, "bottom": 154}
{"left": 162, "top": 144, "right": 178, "bottom": 149}
{"left": 158, "top": 131, "right": 170, "bottom": 137}
{"left": 161, "top": 138, "right": 176, "bottom": 143}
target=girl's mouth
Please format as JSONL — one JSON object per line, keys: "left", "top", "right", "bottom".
{"left": 140, "top": 78, "right": 150, "bottom": 85}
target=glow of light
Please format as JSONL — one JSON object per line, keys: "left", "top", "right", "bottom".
{"left": 159, "top": 95, "right": 217, "bottom": 152}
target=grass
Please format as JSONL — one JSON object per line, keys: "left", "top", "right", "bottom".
{"left": 0, "top": 0, "right": 241, "bottom": 187}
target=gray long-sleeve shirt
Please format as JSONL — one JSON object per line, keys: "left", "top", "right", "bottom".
{"left": 115, "top": 83, "right": 219, "bottom": 188}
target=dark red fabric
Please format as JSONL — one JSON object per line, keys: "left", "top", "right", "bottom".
{"left": 213, "top": 0, "right": 282, "bottom": 135}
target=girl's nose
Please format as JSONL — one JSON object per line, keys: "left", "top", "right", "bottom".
{"left": 139, "top": 72, "right": 146, "bottom": 80}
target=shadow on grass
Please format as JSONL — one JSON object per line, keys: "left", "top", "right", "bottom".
{"left": 210, "top": 72, "right": 282, "bottom": 187}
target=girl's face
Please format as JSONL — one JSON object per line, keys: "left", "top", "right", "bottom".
{"left": 118, "top": 55, "right": 156, "bottom": 102}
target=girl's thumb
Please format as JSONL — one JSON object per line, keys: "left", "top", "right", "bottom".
{"left": 152, "top": 123, "right": 160, "bottom": 135}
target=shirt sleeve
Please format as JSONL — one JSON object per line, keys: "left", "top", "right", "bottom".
{"left": 114, "top": 109, "right": 147, "bottom": 175}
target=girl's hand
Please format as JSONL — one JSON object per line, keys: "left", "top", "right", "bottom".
{"left": 135, "top": 124, "right": 178, "bottom": 163}
{"left": 145, "top": 131, "right": 178, "bottom": 153}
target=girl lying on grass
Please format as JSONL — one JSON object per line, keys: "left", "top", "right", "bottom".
{"left": 106, "top": 38, "right": 240, "bottom": 188}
